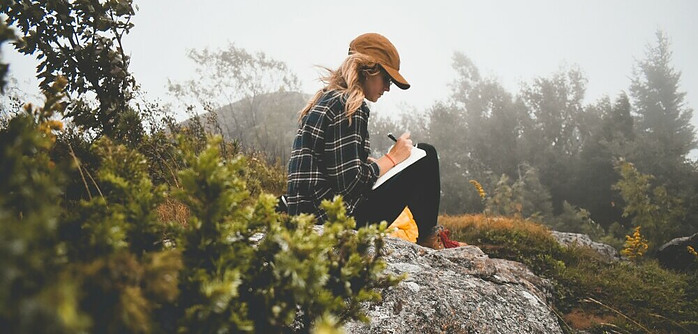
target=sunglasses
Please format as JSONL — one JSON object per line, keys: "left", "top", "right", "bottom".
{"left": 382, "top": 71, "right": 392, "bottom": 87}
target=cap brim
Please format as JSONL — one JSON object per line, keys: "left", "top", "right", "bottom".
{"left": 381, "top": 64, "right": 410, "bottom": 90}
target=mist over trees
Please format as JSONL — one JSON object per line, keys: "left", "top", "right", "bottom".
{"left": 163, "top": 29, "right": 698, "bottom": 250}
{"left": 167, "top": 44, "right": 305, "bottom": 164}
{"left": 2, "top": 1, "right": 695, "bottom": 249}
{"left": 368, "top": 30, "right": 697, "bottom": 248}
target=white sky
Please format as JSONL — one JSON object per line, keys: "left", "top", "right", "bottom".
{"left": 4, "top": 0, "right": 698, "bottom": 150}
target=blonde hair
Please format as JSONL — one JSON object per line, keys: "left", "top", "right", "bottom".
{"left": 299, "top": 52, "right": 381, "bottom": 123}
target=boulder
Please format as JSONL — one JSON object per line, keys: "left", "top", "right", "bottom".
{"left": 343, "top": 236, "right": 563, "bottom": 334}
{"left": 657, "top": 232, "right": 698, "bottom": 271}
{"left": 550, "top": 231, "right": 620, "bottom": 262}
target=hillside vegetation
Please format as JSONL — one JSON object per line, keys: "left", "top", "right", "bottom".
{"left": 1, "top": 93, "right": 401, "bottom": 332}
{"left": 441, "top": 214, "right": 698, "bottom": 333}
{"left": 3, "top": 2, "right": 698, "bottom": 333}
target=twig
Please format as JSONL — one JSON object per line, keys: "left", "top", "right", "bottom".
{"left": 583, "top": 297, "right": 651, "bottom": 333}
{"left": 68, "top": 142, "right": 92, "bottom": 200}
{"left": 546, "top": 304, "right": 574, "bottom": 334}
{"left": 596, "top": 322, "right": 630, "bottom": 334}
{"left": 68, "top": 142, "right": 104, "bottom": 201}
{"left": 649, "top": 313, "right": 693, "bottom": 334}
{"left": 84, "top": 167, "right": 104, "bottom": 199}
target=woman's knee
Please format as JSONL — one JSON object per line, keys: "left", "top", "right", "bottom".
{"left": 417, "top": 143, "right": 438, "bottom": 159}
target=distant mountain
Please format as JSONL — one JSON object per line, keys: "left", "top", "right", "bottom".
{"left": 183, "top": 90, "right": 308, "bottom": 164}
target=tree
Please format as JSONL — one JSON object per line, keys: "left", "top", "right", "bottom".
{"left": 430, "top": 52, "right": 529, "bottom": 214}
{"left": 2, "top": 0, "right": 141, "bottom": 143}
{"left": 426, "top": 101, "right": 476, "bottom": 214}
{"left": 462, "top": 79, "right": 524, "bottom": 179}
{"left": 519, "top": 67, "right": 588, "bottom": 214}
{"left": 450, "top": 51, "right": 481, "bottom": 109}
{"left": 629, "top": 30, "right": 696, "bottom": 182}
{"left": 485, "top": 165, "right": 553, "bottom": 223}
{"left": 168, "top": 44, "right": 302, "bottom": 163}
{"left": 520, "top": 67, "right": 587, "bottom": 159}
{"left": 613, "top": 160, "right": 685, "bottom": 250}
{"left": 569, "top": 93, "right": 634, "bottom": 229}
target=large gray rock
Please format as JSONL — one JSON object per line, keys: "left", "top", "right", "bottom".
{"left": 343, "top": 236, "right": 564, "bottom": 334}
{"left": 550, "top": 231, "right": 620, "bottom": 262}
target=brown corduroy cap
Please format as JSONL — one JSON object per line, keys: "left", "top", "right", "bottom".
{"left": 349, "top": 33, "right": 410, "bottom": 90}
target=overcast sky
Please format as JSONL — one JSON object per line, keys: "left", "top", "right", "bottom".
{"left": 4, "top": 0, "right": 698, "bottom": 146}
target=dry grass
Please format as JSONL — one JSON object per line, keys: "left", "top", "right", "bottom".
{"left": 563, "top": 308, "right": 618, "bottom": 330}
{"left": 156, "top": 198, "right": 190, "bottom": 227}
{"left": 440, "top": 214, "right": 555, "bottom": 244}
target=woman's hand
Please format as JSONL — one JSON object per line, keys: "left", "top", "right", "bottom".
{"left": 373, "top": 132, "right": 413, "bottom": 177}
{"left": 388, "top": 132, "right": 412, "bottom": 164}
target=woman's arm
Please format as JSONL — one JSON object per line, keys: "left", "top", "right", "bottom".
{"left": 370, "top": 132, "right": 413, "bottom": 177}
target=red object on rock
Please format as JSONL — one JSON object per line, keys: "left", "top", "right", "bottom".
{"left": 439, "top": 228, "right": 463, "bottom": 248}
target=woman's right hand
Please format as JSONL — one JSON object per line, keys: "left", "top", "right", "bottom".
{"left": 388, "top": 132, "right": 412, "bottom": 163}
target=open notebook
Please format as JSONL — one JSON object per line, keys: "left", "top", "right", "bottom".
{"left": 372, "top": 146, "right": 427, "bottom": 190}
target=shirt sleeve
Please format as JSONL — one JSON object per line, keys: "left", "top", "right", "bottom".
{"left": 323, "top": 102, "right": 379, "bottom": 199}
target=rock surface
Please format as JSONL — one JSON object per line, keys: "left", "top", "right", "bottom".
{"left": 551, "top": 231, "right": 620, "bottom": 262}
{"left": 657, "top": 232, "right": 698, "bottom": 271}
{"left": 343, "top": 236, "right": 564, "bottom": 334}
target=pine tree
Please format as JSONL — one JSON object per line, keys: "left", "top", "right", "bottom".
{"left": 630, "top": 30, "right": 696, "bottom": 181}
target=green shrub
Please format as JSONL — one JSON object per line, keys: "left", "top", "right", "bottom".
{"left": 1, "top": 99, "right": 399, "bottom": 333}
{"left": 172, "top": 136, "right": 400, "bottom": 333}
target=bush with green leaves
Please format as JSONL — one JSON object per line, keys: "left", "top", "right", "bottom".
{"left": 1, "top": 78, "right": 181, "bottom": 333}
{"left": 172, "top": 136, "right": 400, "bottom": 333}
{"left": 1, "top": 90, "right": 399, "bottom": 332}
{"left": 613, "top": 160, "right": 686, "bottom": 251}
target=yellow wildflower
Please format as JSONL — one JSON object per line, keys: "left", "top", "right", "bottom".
{"left": 688, "top": 246, "right": 698, "bottom": 259}
{"left": 621, "top": 226, "right": 649, "bottom": 261}
{"left": 469, "top": 180, "right": 486, "bottom": 199}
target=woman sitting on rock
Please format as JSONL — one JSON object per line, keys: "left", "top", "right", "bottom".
{"left": 285, "top": 33, "right": 464, "bottom": 249}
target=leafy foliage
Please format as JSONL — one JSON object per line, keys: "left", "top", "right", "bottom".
{"left": 0, "top": 18, "right": 15, "bottom": 92}
{"left": 483, "top": 165, "right": 554, "bottom": 223}
{"left": 171, "top": 137, "right": 399, "bottom": 333}
{"left": 1, "top": 6, "right": 399, "bottom": 331}
{"left": 613, "top": 160, "right": 685, "bottom": 250}
{"left": 2, "top": 0, "right": 141, "bottom": 143}
{"left": 1, "top": 106, "right": 400, "bottom": 333}
{"left": 0, "top": 77, "right": 76, "bottom": 333}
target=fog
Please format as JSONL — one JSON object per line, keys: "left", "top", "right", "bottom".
{"left": 127, "top": 1, "right": 698, "bottom": 118}
{"left": 5, "top": 1, "right": 697, "bottom": 113}
{"left": 3, "top": 0, "right": 697, "bottom": 157}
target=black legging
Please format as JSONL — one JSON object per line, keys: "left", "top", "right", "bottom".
{"left": 353, "top": 143, "right": 440, "bottom": 243}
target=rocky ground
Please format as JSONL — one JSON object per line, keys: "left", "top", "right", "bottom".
{"left": 343, "top": 236, "right": 564, "bottom": 334}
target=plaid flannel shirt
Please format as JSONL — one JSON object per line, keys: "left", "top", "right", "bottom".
{"left": 286, "top": 90, "right": 380, "bottom": 222}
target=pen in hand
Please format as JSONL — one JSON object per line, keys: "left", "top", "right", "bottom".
{"left": 387, "top": 133, "right": 398, "bottom": 142}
